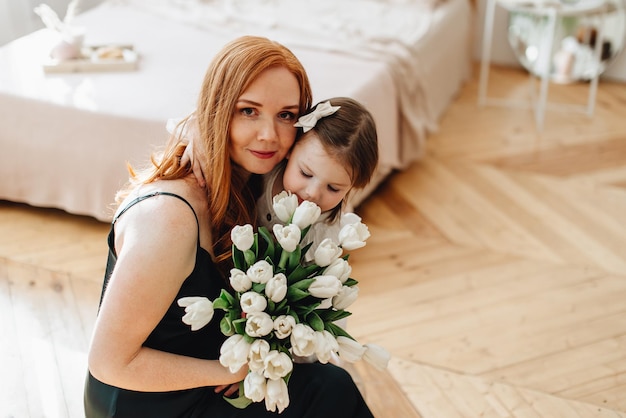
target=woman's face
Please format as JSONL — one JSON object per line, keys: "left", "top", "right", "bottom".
{"left": 230, "top": 66, "right": 301, "bottom": 175}
{"left": 282, "top": 134, "right": 352, "bottom": 212}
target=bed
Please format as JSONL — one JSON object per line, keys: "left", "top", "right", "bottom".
{"left": 0, "top": 0, "right": 474, "bottom": 222}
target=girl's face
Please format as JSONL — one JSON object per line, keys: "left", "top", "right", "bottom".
{"left": 282, "top": 134, "right": 352, "bottom": 212}
{"left": 230, "top": 66, "right": 301, "bottom": 175}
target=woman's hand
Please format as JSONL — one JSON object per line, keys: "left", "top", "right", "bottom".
{"left": 214, "top": 364, "right": 248, "bottom": 397}
{"left": 215, "top": 382, "right": 241, "bottom": 397}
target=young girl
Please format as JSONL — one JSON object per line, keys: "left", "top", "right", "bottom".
{"left": 257, "top": 97, "right": 379, "bottom": 259}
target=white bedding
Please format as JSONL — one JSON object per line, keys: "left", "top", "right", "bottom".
{"left": 0, "top": 0, "right": 472, "bottom": 221}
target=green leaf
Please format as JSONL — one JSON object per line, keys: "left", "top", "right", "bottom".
{"left": 306, "top": 311, "right": 324, "bottom": 331}
{"left": 258, "top": 226, "right": 275, "bottom": 260}
{"left": 294, "top": 301, "right": 321, "bottom": 317}
{"left": 232, "top": 244, "right": 245, "bottom": 270}
{"left": 213, "top": 297, "right": 230, "bottom": 311}
{"left": 287, "top": 246, "right": 302, "bottom": 272}
{"left": 287, "top": 287, "right": 310, "bottom": 302}
{"left": 288, "top": 311, "right": 300, "bottom": 324}
{"left": 213, "top": 289, "right": 236, "bottom": 311}
{"left": 223, "top": 381, "right": 252, "bottom": 409}
{"left": 287, "top": 263, "right": 319, "bottom": 283}
{"left": 317, "top": 308, "right": 352, "bottom": 322}
{"left": 252, "top": 233, "right": 259, "bottom": 254}
{"left": 252, "top": 282, "right": 266, "bottom": 293}
{"left": 290, "top": 278, "right": 315, "bottom": 291}
{"left": 243, "top": 249, "right": 257, "bottom": 267}
{"left": 220, "top": 289, "right": 236, "bottom": 306}
{"left": 343, "top": 278, "right": 359, "bottom": 287}
{"left": 325, "top": 321, "right": 355, "bottom": 340}
{"left": 233, "top": 317, "right": 247, "bottom": 335}
{"left": 300, "top": 241, "right": 314, "bottom": 256}
{"left": 274, "top": 298, "right": 289, "bottom": 314}
{"left": 220, "top": 316, "right": 234, "bottom": 336}
{"left": 300, "top": 225, "right": 312, "bottom": 241}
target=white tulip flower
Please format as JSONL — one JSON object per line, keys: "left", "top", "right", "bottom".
{"left": 229, "top": 268, "right": 252, "bottom": 292}
{"left": 231, "top": 224, "right": 254, "bottom": 252}
{"left": 313, "top": 238, "right": 342, "bottom": 267}
{"left": 248, "top": 339, "right": 271, "bottom": 373}
{"left": 338, "top": 221, "right": 370, "bottom": 251}
{"left": 240, "top": 291, "right": 268, "bottom": 314}
{"left": 219, "top": 334, "right": 251, "bottom": 373}
{"left": 314, "top": 330, "right": 339, "bottom": 364}
{"left": 363, "top": 343, "right": 391, "bottom": 370}
{"left": 265, "top": 273, "right": 288, "bottom": 303}
{"left": 177, "top": 296, "right": 214, "bottom": 331}
{"left": 272, "top": 223, "right": 301, "bottom": 253}
{"left": 245, "top": 312, "right": 274, "bottom": 337}
{"left": 273, "top": 315, "right": 296, "bottom": 339}
{"left": 290, "top": 323, "right": 317, "bottom": 357}
{"left": 336, "top": 336, "right": 366, "bottom": 363}
{"left": 246, "top": 260, "right": 273, "bottom": 284}
{"left": 263, "top": 350, "right": 294, "bottom": 380}
{"left": 323, "top": 258, "right": 352, "bottom": 283}
{"left": 265, "top": 377, "right": 290, "bottom": 413}
{"left": 272, "top": 191, "right": 299, "bottom": 223}
{"left": 332, "top": 285, "right": 359, "bottom": 310}
{"left": 244, "top": 371, "right": 267, "bottom": 403}
{"left": 291, "top": 200, "right": 321, "bottom": 229}
{"left": 308, "top": 275, "right": 342, "bottom": 299}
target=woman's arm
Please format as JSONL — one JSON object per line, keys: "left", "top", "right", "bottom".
{"left": 87, "top": 194, "right": 246, "bottom": 391}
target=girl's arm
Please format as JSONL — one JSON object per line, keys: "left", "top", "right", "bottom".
{"left": 167, "top": 116, "right": 207, "bottom": 188}
{"left": 180, "top": 138, "right": 208, "bottom": 189}
{"left": 87, "top": 194, "right": 246, "bottom": 391}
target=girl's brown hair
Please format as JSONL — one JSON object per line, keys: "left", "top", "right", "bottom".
{"left": 300, "top": 97, "right": 379, "bottom": 222}
{"left": 118, "top": 36, "right": 312, "bottom": 270}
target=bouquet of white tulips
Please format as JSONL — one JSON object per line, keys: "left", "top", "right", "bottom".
{"left": 177, "top": 191, "right": 389, "bottom": 413}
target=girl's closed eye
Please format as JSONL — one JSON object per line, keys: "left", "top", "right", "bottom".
{"left": 300, "top": 169, "right": 312, "bottom": 178}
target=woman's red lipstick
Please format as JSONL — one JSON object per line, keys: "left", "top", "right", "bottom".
{"left": 250, "top": 150, "right": 276, "bottom": 159}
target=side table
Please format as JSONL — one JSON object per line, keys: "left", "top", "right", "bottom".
{"left": 477, "top": 0, "right": 614, "bottom": 130}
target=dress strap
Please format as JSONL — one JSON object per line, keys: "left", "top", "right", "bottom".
{"left": 113, "top": 191, "right": 200, "bottom": 237}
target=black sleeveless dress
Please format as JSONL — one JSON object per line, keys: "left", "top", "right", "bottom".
{"left": 84, "top": 192, "right": 373, "bottom": 418}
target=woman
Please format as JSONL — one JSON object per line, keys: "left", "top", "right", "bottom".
{"left": 84, "top": 36, "right": 373, "bottom": 417}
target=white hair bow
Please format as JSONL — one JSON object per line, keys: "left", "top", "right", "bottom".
{"left": 294, "top": 101, "right": 341, "bottom": 133}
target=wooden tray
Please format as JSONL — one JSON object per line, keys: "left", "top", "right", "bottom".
{"left": 43, "top": 45, "right": 138, "bottom": 73}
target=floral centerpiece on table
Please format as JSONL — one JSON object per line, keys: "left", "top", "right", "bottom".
{"left": 177, "top": 191, "right": 390, "bottom": 413}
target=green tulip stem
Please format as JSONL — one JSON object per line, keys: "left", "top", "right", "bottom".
{"left": 278, "top": 250, "right": 290, "bottom": 270}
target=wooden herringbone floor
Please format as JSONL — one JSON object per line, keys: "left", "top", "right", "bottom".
{"left": 2, "top": 64, "right": 626, "bottom": 417}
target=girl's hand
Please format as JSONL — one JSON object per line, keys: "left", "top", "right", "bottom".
{"left": 167, "top": 117, "right": 207, "bottom": 188}
{"left": 180, "top": 140, "right": 207, "bottom": 189}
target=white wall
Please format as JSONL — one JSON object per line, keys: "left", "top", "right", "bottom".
{"left": 472, "top": 0, "right": 626, "bottom": 82}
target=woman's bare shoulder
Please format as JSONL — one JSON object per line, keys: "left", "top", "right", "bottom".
{"left": 113, "top": 176, "right": 214, "bottom": 256}
{"left": 117, "top": 177, "right": 206, "bottom": 216}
